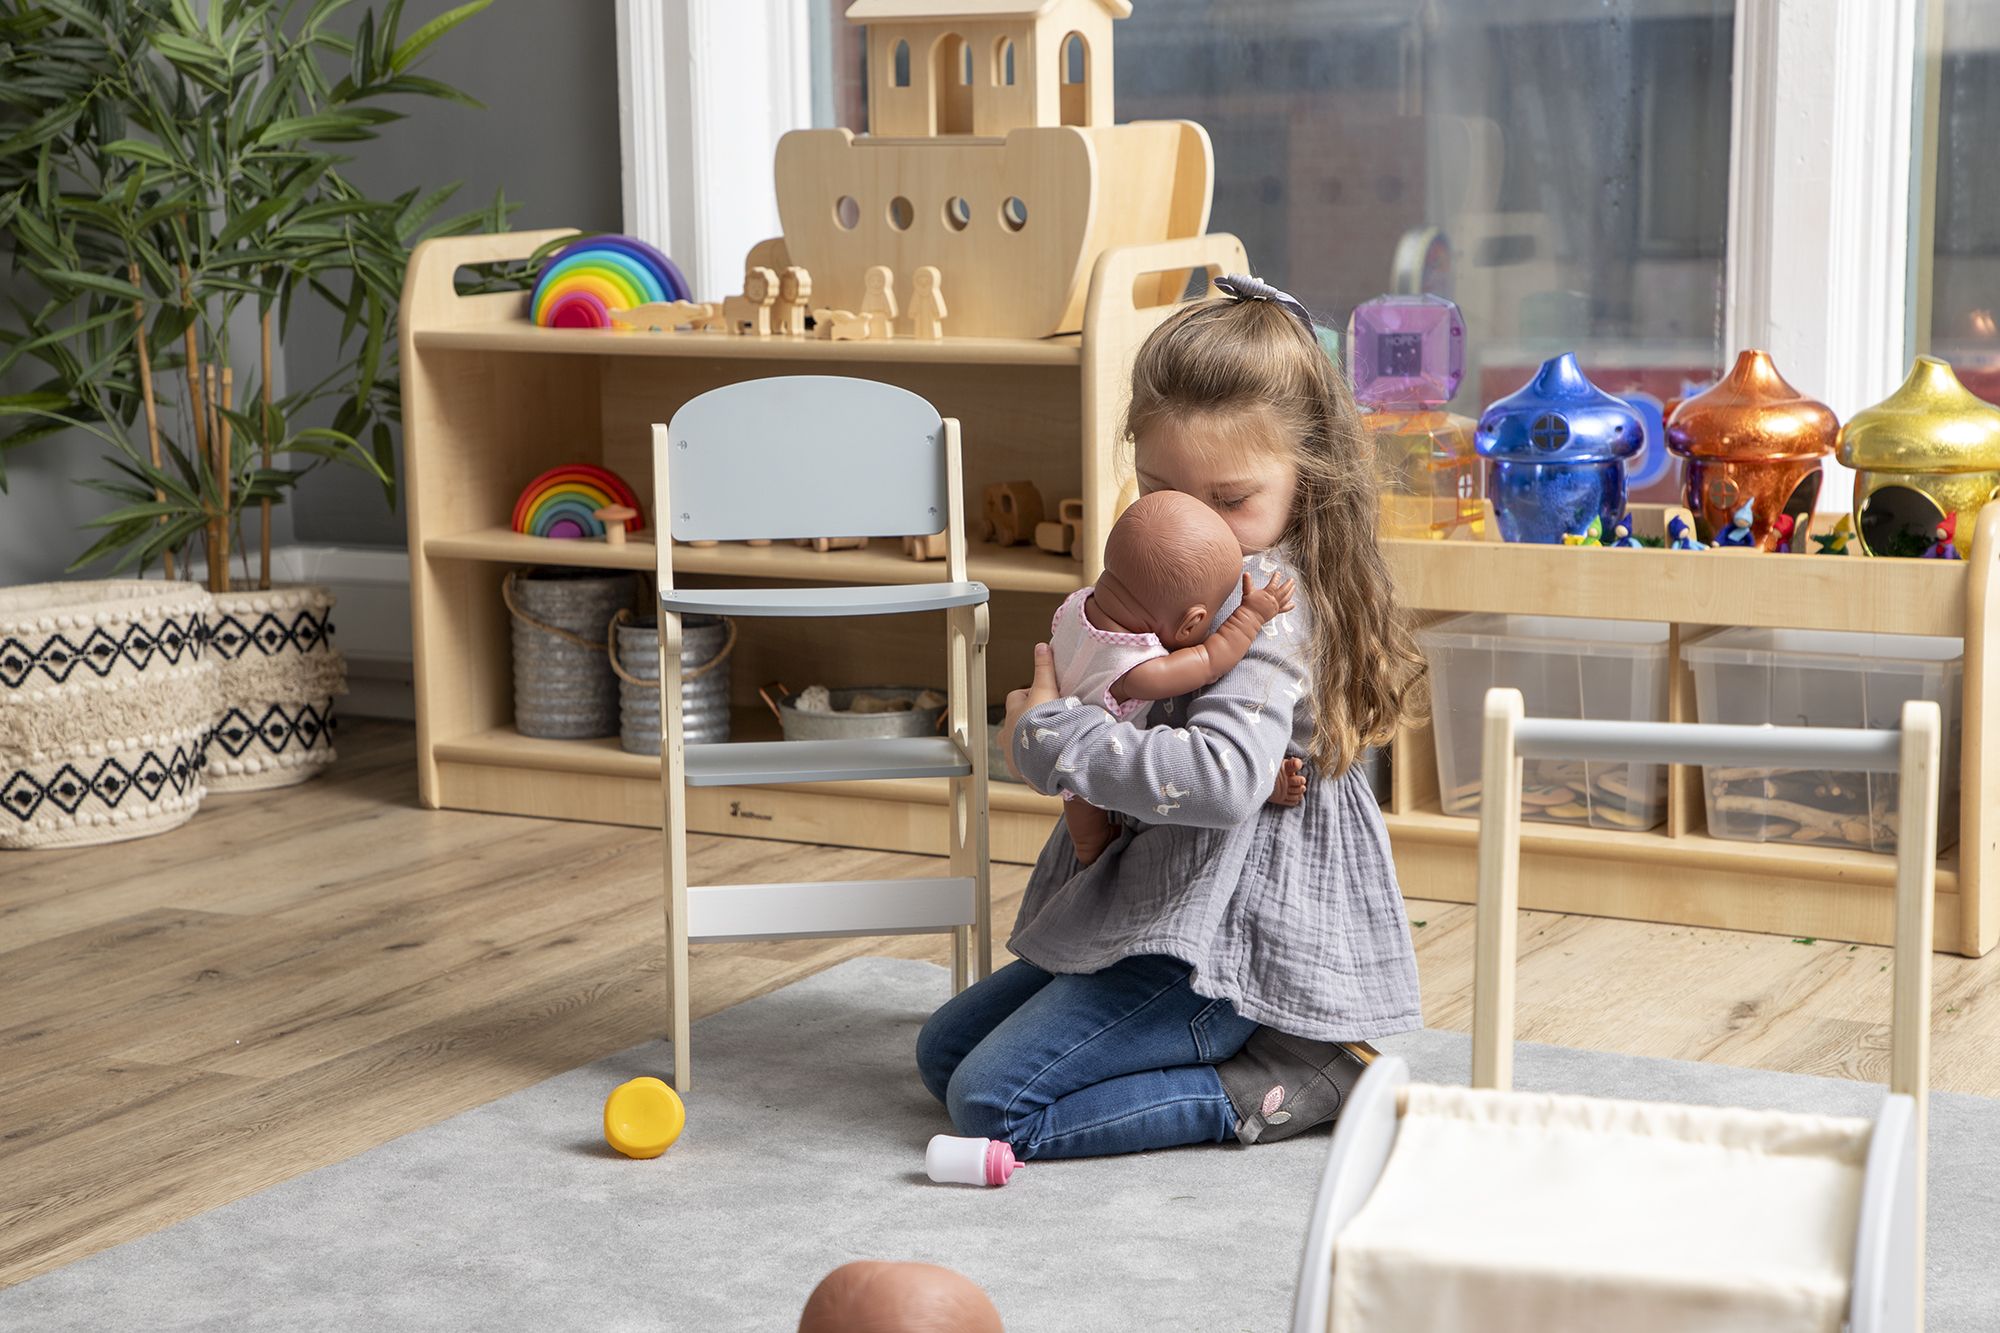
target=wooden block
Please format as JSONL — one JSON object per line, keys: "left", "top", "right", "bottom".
{"left": 778, "top": 266, "right": 812, "bottom": 337}
{"left": 982, "top": 481, "right": 1044, "bottom": 546}
{"left": 903, "top": 532, "right": 949, "bottom": 561}
{"left": 1033, "top": 520, "right": 1073, "bottom": 556}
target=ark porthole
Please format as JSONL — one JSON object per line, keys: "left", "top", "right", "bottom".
{"left": 835, "top": 196, "right": 860, "bottom": 231}
{"left": 943, "top": 196, "right": 971, "bottom": 232}
{"left": 1000, "top": 196, "right": 1028, "bottom": 233}
{"left": 887, "top": 196, "right": 914, "bottom": 231}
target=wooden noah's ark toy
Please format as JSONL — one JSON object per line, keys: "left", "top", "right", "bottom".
{"left": 776, "top": 0, "right": 1214, "bottom": 338}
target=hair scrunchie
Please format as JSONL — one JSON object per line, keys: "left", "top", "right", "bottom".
{"left": 1213, "top": 273, "right": 1316, "bottom": 333}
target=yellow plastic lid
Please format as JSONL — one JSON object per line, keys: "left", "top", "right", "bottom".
{"left": 604, "top": 1076, "right": 686, "bottom": 1159}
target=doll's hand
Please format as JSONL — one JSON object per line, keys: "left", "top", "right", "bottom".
{"left": 1002, "top": 643, "right": 1061, "bottom": 787}
{"left": 1068, "top": 802, "right": 1119, "bottom": 867}
{"left": 1239, "top": 572, "right": 1296, "bottom": 622}
{"left": 1266, "top": 756, "right": 1307, "bottom": 806}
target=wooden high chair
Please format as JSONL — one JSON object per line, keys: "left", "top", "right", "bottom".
{"left": 651, "top": 376, "right": 992, "bottom": 1091}
{"left": 1291, "top": 689, "right": 1942, "bottom": 1333}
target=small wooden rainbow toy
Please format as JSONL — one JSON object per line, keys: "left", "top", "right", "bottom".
{"left": 528, "top": 235, "right": 691, "bottom": 328}
{"left": 512, "top": 465, "right": 646, "bottom": 539}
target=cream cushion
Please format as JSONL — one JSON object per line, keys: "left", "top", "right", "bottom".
{"left": 1330, "top": 1083, "right": 1873, "bottom": 1333}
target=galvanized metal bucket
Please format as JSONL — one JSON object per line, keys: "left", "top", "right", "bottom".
{"left": 615, "top": 613, "right": 732, "bottom": 754}
{"left": 506, "top": 567, "right": 635, "bottom": 739}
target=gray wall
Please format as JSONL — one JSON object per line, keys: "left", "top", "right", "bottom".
{"left": 285, "top": 0, "right": 625, "bottom": 548}
{"left": 0, "top": 0, "right": 623, "bottom": 585}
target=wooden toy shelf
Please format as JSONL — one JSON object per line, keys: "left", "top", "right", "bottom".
{"left": 400, "top": 228, "right": 1250, "bottom": 865}
{"left": 1379, "top": 520, "right": 1997, "bottom": 957}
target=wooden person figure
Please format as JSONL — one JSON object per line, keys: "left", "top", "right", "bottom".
{"left": 861, "top": 265, "right": 898, "bottom": 340}
{"left": 910, "top": 266, "right": 947, "bottom": 341}
{"left": 722, "top": 266, "right": 779, "bottom": 336}
{"left": 779, "top": 266, "right": 812, "bottom": 336}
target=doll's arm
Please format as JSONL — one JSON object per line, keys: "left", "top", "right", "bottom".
{"left": 1015, "top": 564, "right": 1308, "bottom": 828}
{"left": 1111, "top": 573, "right": 1294, "bottom": 702}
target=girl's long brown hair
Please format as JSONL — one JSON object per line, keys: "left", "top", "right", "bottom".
{"left": 1124, "top": 296, "right": 1429, "bottom": 777}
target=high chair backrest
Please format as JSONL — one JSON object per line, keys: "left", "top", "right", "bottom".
{"left": 661, "top": 376, "right": 949, "bottom": 545}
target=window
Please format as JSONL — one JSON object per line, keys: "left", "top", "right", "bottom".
{"left": 1927, "top": 0, "right": 2000, "bottom": 404}
{"left": 1116, "top": 0, "right": 1735, "bottom": 462}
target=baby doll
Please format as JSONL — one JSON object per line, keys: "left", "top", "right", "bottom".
{"left": 1039, "top": 490, "right": 1299, "bottom": 866}
{"left": 798, "top": 1261, "right": 1003, "bottom": 1333}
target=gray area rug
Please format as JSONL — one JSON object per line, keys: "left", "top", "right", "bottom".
{"left": 6, "top": 957, "right": 1996, "bottom": 1332}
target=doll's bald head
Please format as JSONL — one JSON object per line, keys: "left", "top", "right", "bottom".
{"left": 798, "top": 1262, "right": 1003, "bottom": 1333}
{"left": 1097, "top": 490, "right": 1243, "bottom": 647}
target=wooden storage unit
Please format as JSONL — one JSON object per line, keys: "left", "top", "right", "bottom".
{"left": 400, "top": 228, "right": 1249, "bottom": 865}
{"left": 1380, "top": 509, "right": 1998, "bottom": 957}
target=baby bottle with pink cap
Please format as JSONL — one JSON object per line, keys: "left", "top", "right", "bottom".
{"left": 925, "top": 1134, "right": 1021, "bottom": 1187}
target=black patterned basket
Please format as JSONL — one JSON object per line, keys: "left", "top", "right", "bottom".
{"left": 0, "top": 580, "right": 218, "bottom": 849}
{"left": 204, "top": 584, "right": 345, "bottom": 792}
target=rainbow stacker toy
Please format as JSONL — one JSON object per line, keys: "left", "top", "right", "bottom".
{"left": 528, "top": 235, "right": 691, "bottom": 328}
{"left": 511, "top": 465, "right": 646, "bottom": 539}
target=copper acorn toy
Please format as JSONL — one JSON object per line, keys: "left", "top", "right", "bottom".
{"left": 1348, "top": 294, "right": 1477, "bottom": 539}
{"left": 1666, "top": 349, "right": 1837, "bottom": 552}
{"left": 1837, "top": 355, "right": 2000, "bottom": 559}
{"left": 1476, "top": 353, "right": 1645, "bottom": 544}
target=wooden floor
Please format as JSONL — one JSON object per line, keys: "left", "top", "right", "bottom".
{"left": 5, "top": 718, "right": 1997, "bottom": 1291}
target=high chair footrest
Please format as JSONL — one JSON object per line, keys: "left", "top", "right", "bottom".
{"left": 683, "top": 737, "right": 970, "bottom": 786}
{"left": 661, "top": 583, "right": 988, "bottom": 618}
{"left": 687, "top": 876, "right": 977, "bottom": 941}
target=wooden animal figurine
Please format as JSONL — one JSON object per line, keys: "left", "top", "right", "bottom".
{"left": 1811, "top": 514, "right": 1854, "bottom": 555}
{"left": 611, "top": 300, "right": 718, "bottom": 331}
{"left": 721, "top": 266, "right": 779, "bottom": 336}
{"left": 795, "top": 536, "right": 870, "bottom": 553}
{"left": 813, "top": 307, "right": 871, "bottom": 341}
{"left": 910, "top": 266, "right": 947, "bottom": 341}
{"left": 861, "top": 265, "right": 898, "bottom": 340}
{"left": 903, "top": 532, "right": 949, "bottom": 561}
{"left": 982, "top": 480, "right": 1044, "bottom": 546}
{"left": 779, "top": 266, "right": 812, "bottom": 336}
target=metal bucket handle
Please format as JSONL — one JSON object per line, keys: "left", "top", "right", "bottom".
{"left": 605, "top": 606, "right": 736, "bottom": 687}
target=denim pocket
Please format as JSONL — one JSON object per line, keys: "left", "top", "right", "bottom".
{"left": 1189, "top": 995, "right": 1258, "bottom": 1063}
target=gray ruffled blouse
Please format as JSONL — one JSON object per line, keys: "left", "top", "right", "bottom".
{"left": 1008, "top": 550, "right": 1423, "bottom": 1042}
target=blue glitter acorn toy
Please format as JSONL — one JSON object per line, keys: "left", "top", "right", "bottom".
{"left": 1476, "top": 353, "right": 1646, "bottom": 544}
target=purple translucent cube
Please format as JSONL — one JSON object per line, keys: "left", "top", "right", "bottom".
{"left": 1348, "top": 294, "right": 1465, "bottom": 408}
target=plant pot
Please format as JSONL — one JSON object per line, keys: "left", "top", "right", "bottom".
{"left": 205, "top": 583, "right": 344, "bottom": 793}
{"left": 0, "top": 580, "right": 219, "bottom": 849}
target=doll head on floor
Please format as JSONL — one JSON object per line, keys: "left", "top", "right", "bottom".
{"left": 1092, "top": 490, "right": 1244, "bottom": 648}
{"left": 797, "top": 1261, "right": 1004, "bottom": 1333}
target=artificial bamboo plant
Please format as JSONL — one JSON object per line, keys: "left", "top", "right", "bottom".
{"left": 0, "top": 0, "right": 515, "bottom": 591}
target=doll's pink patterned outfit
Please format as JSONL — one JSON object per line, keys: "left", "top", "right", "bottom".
{"left": 1049, "top": 587, "right": 1169, "bottom": 723}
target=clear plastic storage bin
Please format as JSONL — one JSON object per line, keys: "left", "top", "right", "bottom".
{"left": 1420, "top": 614, "right": 1672, "bottom": 830}
{"left": 1681, "top": 628, "right": 1963, "bottom": 854}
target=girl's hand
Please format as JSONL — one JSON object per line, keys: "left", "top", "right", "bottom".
{"left": 1002, "top": 642, "right": 1061, "bottom": 787}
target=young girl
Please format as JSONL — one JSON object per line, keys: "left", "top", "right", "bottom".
{"left": 915, "top": 276, "right": 1430, "bottom": 1159}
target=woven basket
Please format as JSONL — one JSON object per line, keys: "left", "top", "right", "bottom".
{"left": 0, "top": 580, "right": 219, "bottom": 849}
{"left": 205, "top": 584, "right": 345, "bottom": 793}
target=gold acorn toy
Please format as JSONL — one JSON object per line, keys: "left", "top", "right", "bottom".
{"left": 1837, "top": 355, "right": 2000, "bottom": 558}
{"left": 1666, "top": 349, "right": 1837, "bottom": 551}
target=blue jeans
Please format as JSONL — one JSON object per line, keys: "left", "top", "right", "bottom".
{"left": 915, "top": 955, "right": 1260, "bottom": 1160}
